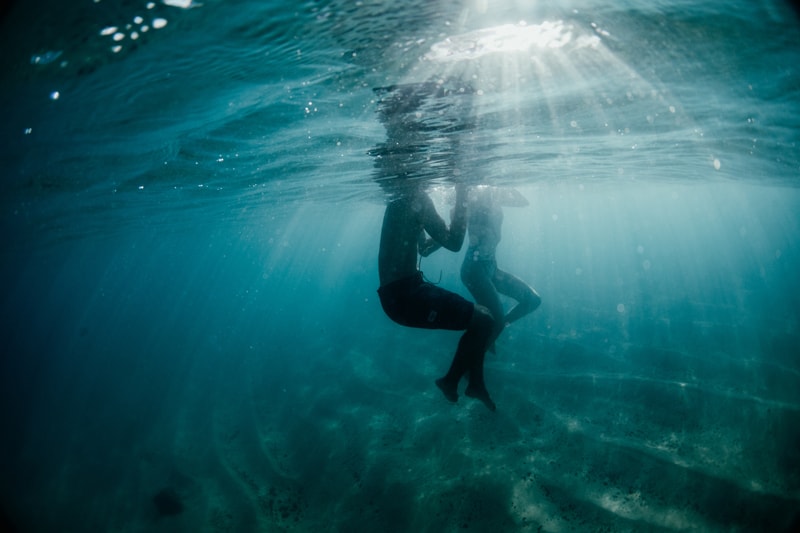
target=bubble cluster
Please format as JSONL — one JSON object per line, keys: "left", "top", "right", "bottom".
{"left": 94, "top": 0, "right": 198, "bottom": 56}
{"left": 98, "top": 3, "right": 169, "bottom": 54}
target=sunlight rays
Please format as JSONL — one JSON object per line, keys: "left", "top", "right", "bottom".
{"left": 390, "top": 12, "right": 692, "bottom": 185}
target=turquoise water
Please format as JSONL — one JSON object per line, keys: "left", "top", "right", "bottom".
{"left": 1, "top": 1, "right": 799, "bottom": 531}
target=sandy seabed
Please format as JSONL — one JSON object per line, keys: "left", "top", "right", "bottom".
{"left": 5, "top": 316, "right": 799, "bottom": 533}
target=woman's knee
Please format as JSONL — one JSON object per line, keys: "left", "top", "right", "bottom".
{"left": 517, "top": 286, "right": 541, "bottom": 313}
{"left": 527, "top": 290, "right": 542, "bottom": 312}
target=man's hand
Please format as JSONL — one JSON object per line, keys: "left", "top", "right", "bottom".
{"left": 419, "top": 238, "right": 442, "bottom": 257}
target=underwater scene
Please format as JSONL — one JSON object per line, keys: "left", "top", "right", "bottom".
{"left": 1, "top": 0, "right": 799, "bottom": 531}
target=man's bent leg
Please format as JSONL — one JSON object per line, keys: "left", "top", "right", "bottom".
{"left": 463, "top": 306, "right": 497, "bottom": 411}
{"left": 436, "top": 329, "right": 475, "bottom": 403}
{"left": 436, "top": 304, "right": 493, "bottom": 403}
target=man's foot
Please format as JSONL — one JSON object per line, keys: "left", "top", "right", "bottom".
{"left": 435, "top": 378, "right": 458, "bottom": 403}
{"left": 465, "top": 385, "right": 496, "bottom": 412}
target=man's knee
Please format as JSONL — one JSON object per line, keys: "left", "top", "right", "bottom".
{"left": 471, "top": 304, "right": 495, "bottom": 333}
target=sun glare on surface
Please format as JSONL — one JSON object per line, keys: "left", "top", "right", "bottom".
{"left": 393, "top": 7, "right": 689, "bottom": 185}
{"left": 426, "top": 20, "right": 599, "bottom": 62}
{"left": 418, "top": 16, "right": 627, "bottom": 97}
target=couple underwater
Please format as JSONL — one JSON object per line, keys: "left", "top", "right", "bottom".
{"left": 377, "top": 180, "right": 541, "bottom": 411}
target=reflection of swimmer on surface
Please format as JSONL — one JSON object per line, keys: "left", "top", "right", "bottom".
{"left": 460, "top": 185, "right": 541, "bottom": 352}
{"left": 376, "top": 179, "right": 498, "bottom": 412}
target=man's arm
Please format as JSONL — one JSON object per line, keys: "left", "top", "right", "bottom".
{"left": 418, "top": 232, "right": 442, "bottom": 257}
{"left": 420, "top": 185, "right": 467, "bottom": 252}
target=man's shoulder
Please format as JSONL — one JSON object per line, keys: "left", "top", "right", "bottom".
{"left": 412, "top": 190, "right": 437, "bottom": 214}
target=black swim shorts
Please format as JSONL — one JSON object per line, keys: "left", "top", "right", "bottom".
{"left": 377, "top": 272, "right": 474, "bottom": 330}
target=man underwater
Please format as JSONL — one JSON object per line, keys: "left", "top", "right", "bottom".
{"left": 377, "top": 179, "right": 497, "bottom": 411}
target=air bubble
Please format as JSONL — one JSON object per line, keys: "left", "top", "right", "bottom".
{"left": 31, "top": 51, "right": 62, "bottom": 65}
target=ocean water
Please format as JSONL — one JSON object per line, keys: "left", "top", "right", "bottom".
{"left": 1, "top": 0, "right": 799, "bottom": 531}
